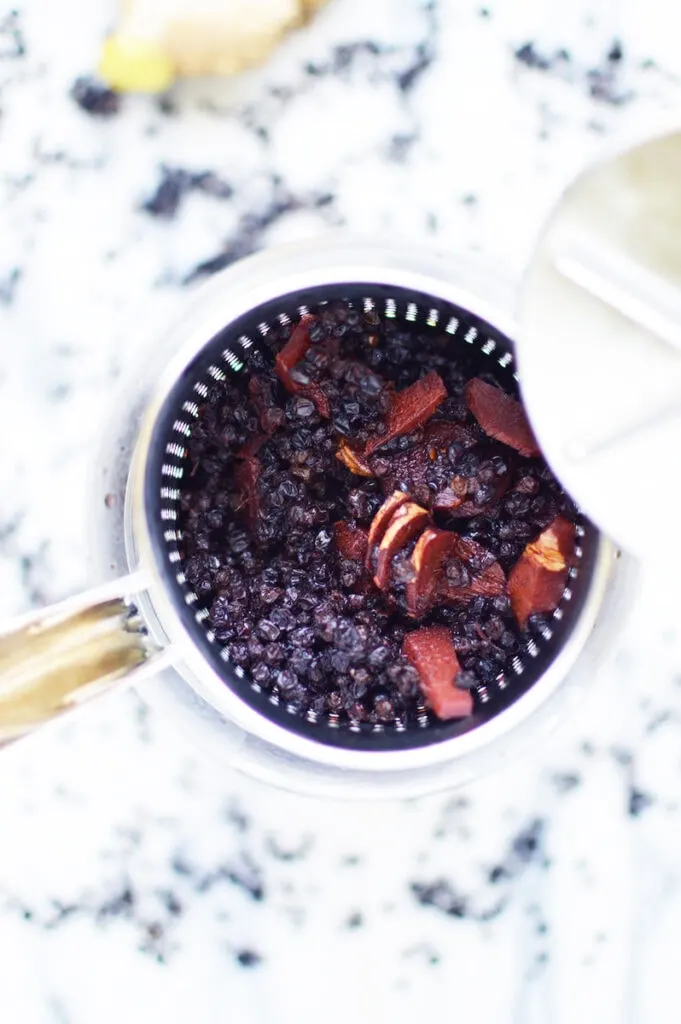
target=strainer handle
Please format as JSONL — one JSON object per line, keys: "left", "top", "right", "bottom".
{"left": 0, "top": 572, "right": 168, "bottom": 747}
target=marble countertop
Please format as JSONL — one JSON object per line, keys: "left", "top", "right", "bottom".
{"left": 2, "top": 1, "right": 681, "bottom": 1021}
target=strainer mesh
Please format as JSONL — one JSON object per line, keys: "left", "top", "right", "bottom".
{"left": 146, "top": 283, "right": 597, "bottom": 752}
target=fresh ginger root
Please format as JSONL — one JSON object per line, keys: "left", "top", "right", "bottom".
{"left": 99, "top": 0, "right": 330, "bottom": 92}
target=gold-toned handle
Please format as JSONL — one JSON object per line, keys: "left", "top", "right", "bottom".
{"left": 0, "top": 573, "right": 164, "bottom": 746}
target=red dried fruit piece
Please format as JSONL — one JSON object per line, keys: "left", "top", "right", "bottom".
{"left": 373, "top": 501, "right": 430, "bottom": 590}
{"left": 425, "top": 420, "right": 479, "bottom": 450}
{"left": 465, "top": 378, "right": 540, "bottom": 457}
{"left": 441, "top": 566, "right": 507, "bottom": 604}
{"left": 440, "top": 535, "right": 507, "bottom": 604}
{"left": 369, "top": 422, "right": 477, "bottom": 504}
{"left": 468, "top": 560, "right": 507, "bottom": 598}
{"left": 403, "top": 626, "right": 473, "bottom": 720}
{"left": 275, "top": 314, "right": 315, "bottom": 393}
{"left": 334, "top": 521, "right": 369, "bottom": 562}
{"left": 508, "top": 516, "right": 576, "bottom": 628}
{"left": 366, "top": 491, "right": 411, "bottom": 563}
{"left": 274, "top": 315, "right": 330, "bottom": 419}
{"left": 234, "top": 456, "right": 261, "bottom": 528}
{"left": 365, "top": 371, "right": 448, "bottom": 455}
{"left": 529, "top": 516, "right": 576, "bottom": 570}
{"left": 336, "top": 440, "right": 375, "bottom": 477}
{"left": 508, "top": 561, "right": 566, "bottom": 629}
{"left": 406, "top": 527, "right": 457, "bottom": 618}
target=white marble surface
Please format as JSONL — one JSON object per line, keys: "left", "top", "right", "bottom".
{"left": 2, "top": 1, "right": 681, "bottom": 1021}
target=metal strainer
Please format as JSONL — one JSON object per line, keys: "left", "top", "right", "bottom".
{"left": 0, "top": 238, "right": 627, "bottom": 797}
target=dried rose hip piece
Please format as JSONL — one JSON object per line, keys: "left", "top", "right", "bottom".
{"left": 465, "top": 378, "right": 540, "bottom": 457}
{"left": 440, "top": 535, "right": 507, "bottom": 604}
{"left": 334, "top": 521, "right": 369, "bottom": 562}
{"left": 373, "top": 501, "right": 430, "bottom": 590}
{"left": 509, "top": 560, "right": 565, "bottom": 629}
{"left": 275, "top": 315, "right": 330, "bottom": 418}
{"left": 525, "top": 516, "right": 575, "bottom": 571}
{"left": 403, "top": 626, "right": 473, "bottom": 720}
{"left": 336, "top": 440, "right": 375, "bottom": 477}
{"left": 365, "top": 371, "right": 448, "bottom": 455}
{"left": 275, "top": 314, "right": 315, "bottom": 393}
{"left": 508, "top": 516, "right": 576, "bottom": 628}
{"left": 406, "top": 527, "right": 457, "bottom": 619}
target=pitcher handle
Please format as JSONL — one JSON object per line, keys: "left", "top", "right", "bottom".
{"left": 0, "top": 572, "right": 169, "bottom": 747}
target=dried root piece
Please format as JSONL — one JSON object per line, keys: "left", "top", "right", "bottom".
{"left": 336, "top": 440, "right": 375, "bottom": 477}
{"left": 465, "top": 378, "right": 540, "bottom": 457}
{"left": 403, "top": 626, "right": 473, "bottom": 720}
{"left": 275, "top": 315, "right": 314, "bottom": 391}
{"left": 275, "top": 315, "right": 329, "bottom": 417}
{"left": 405, "top": 527, "right": 457, "bottom": 618}
{"left": 365, "top": 372, "right": 447, "bottom": 455}
{"left": 373, "top": 502, "right": 430, "bottom": 590}
{"left": 508, "top": 516, "right": 576, "bottom": 628}
{"left": 365, "top": 491, "right": 411, "bottom": 562}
